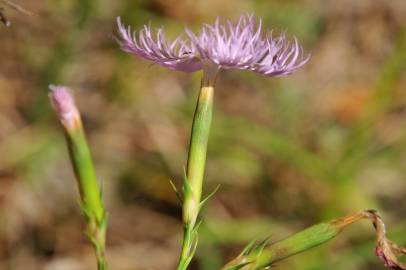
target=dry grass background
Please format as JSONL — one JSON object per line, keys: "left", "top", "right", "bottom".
{"left": 0, "top": 0, "right": 406, "bottom": 269}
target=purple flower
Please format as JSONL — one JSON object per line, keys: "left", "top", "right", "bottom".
{"left": 116, "top": 14, "right": 310, "bottom": 77}
{"left": 116, "top": 17, "right": 202, "bottom": 72}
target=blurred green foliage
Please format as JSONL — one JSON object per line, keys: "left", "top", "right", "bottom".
{"left": 0, "top": 0, "right": 405, "bottom": 270}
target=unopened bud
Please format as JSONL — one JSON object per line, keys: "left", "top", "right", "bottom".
{"left": 49, "top": 85, "right": 81, "bottom": 131}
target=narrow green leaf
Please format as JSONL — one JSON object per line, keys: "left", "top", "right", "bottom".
{"left": 239, "top": 239, "right": 258, "bottom": 257}
{"left": 223, "top": 262, "right": 252, "bottom": 270}
{"left": 169, "top": 179, "right": 182, "bottom": 203}
{"left": 199, "top": 184, "right": 221, "bottom": 210}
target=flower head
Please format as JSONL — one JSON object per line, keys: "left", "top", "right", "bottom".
{"left": 49, "top": 85, "right": 80, "bottom": 131}
{"left": 116, "top": 14, "right": 310, "bottom": 77}
{"left": 116, "top": 17, "right": 201, "bottom": 72}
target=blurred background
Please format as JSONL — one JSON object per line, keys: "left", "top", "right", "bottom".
{"left": 0, "top": 0, "right": 406, "bottom": 269}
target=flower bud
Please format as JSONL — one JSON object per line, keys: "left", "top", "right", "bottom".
{"left": 49, "top": 85, "right": 81, "bottom": 131}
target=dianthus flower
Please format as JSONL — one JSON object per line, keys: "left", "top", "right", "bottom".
{"left": 116, "top": 14, "right": 310, "bottom": 270}
{"left": 116, "top": 14, "right": 309, "bottom": 81}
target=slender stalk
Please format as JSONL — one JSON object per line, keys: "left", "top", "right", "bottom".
{"left": 66, "top": 120, "right": 108, "bottom": 270}
{"left": 177, "top": 75, "right": 215, "bottom": 270}
{"left": 184, "top": 85, "right": 214, "bottom": 226}
{"left": 49, "top": 86, "right": 108, "bottom": 270}
{"left": 222, "top": 210, "right": 406, "bottom": 270}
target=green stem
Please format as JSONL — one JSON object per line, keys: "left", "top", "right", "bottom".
{"left": 177, "top": 226, "right": 194, "bottom": 270}
{"left": 221, "top": 210, "right": 406, "bottom": 270}
{"left": 65, "top": 119, "right": 108, "bottom": 270}
{"left": 96, "top": 247, "right": 108, "bottom": 270}
{"left": 68, "top": 126, "right": 104, "bottom": 221}
{"left": 184, "top": 85, "right": 214, "bottom": 225}
{"left": 177, "top": 85, "right": 214, "bottom": 270}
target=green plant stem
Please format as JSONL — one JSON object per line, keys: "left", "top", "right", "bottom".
{"left": 177, "top": 85, "right": 214, "bottom": 270}
{"left": 67, "top": 125, "right": 104, "bottom": 220}
{"left": 184, "top": 85, "right": 214, "bottom": 226}
{"left": 221, "top": 210, "right": 406, "bottom": 270}
{"left": 65, "top": 120, "right": 108, "bottom": 270}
